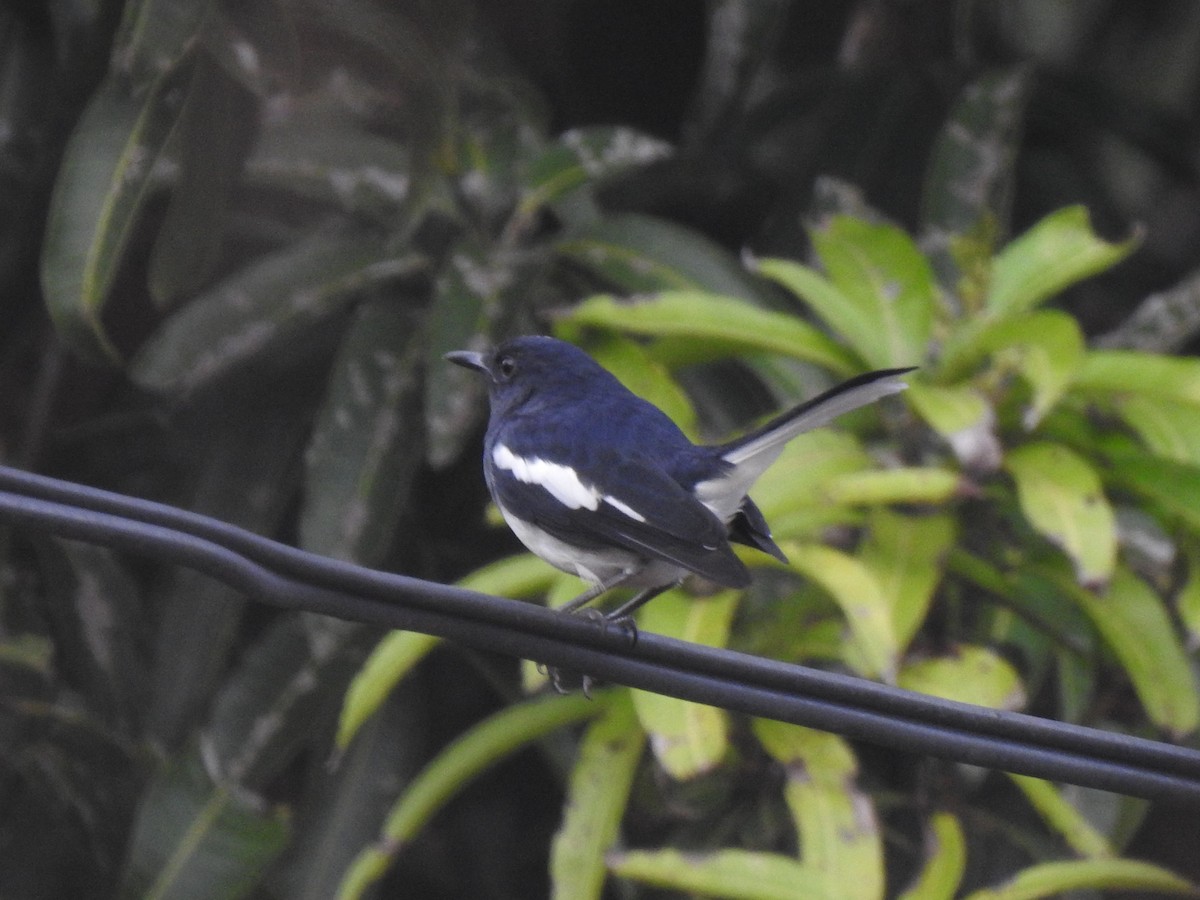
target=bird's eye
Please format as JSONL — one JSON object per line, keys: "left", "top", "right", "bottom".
{"left": 496, "top": 354, "right": 517, "bottom": 379}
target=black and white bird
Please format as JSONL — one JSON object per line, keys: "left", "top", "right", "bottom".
{"left": 447, "top": 336, "right": 912, "bottom": 621}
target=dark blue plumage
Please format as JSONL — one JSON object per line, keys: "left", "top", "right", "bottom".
{"left": 447, "top": 335, "right": 912, "bottom": 619}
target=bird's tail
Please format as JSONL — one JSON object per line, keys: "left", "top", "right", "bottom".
{"left": 710, "top": 367, "right": 914, "bottom": 507}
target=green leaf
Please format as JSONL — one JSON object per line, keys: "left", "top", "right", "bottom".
{"left": 111, "top": 0, "right": 211, "bottom": 86}
{"left": 300, "top": 297, "right": 424, "bottom": 564}
{"left": 557, "top": 290, "right": 858, "bottom": 375}
{"left": 786, "top": 543, "right": 898, "bottom": 680}
{"left": 952, "top": 310, "right": 1085, "bottom": 428}
{"left": 550, "top": 692, "right": 644, "bottom": 900}
{"left": 1073, "top": 350, "right": 1200, "bottom": 407}
{"left": 964, "top": 858, "right": 1197, "bottom": 900}
{"left": 245, "top": 106, "right": 414, "bottom": 222}
{"left": 823, "top": 468, "right": 963, "bottom": 508}
{"left": 1110, "top": 396, "right": 1200, "bottom": 465}
{"left": 807, "top": 216, "right": 937, "bottom": 368}
{"left": 897, "top": 812, "right": 966, "bottom": 900}
{"left": 859, "top": 510, "right": 957, "bottom": 651}
{"left": 631, "top": 591, "right": 736, "bottom": 779}
{"left": 336, "top": 632, "right": 440, "bottom": 752}
{"left": 521, "top": 126, "right": 671, "bottom": 216}
{"left": 205, "top": 614, "right": 366, "bottom": 789}
{"left": 920, "top": 66, "right": 1030, "bottom": 288}
{"left": 784, "top": 550, "right": 893, "bottom": 676}
{"left": 752, "top": 258, "right": 873, "bottom": 369}
{"left": 41, "top": 76, "right": 187, "bottom": 360}
{"left": 336, "top": 693, "right": 601, "bottom": 900}
{"left": 905, "top": 381, "right": 1001, "bottom": 470}
{"left": 130, "top": 230, "right": 417, "bottom": 393}
{"left": 898, "top": 645, "right": 1026, "bottom": 711}
{"left": 120, "top": 751, "right": 289, "bottom": 900}
{"left": 336, "top": 554, "right": 559, "bottom": 750}
{"left": 1179, "top": 545, "right": 1200, "bottom": 648}
{"left": 423, "top": 239, "right": 504, "bottom": 467}
{"left": 608, "top": 849, "right": 831, "bottom": 900}
{"left": 148, "top": 53, "right": 257, "bottom": 306}
{"left": 1005, "top": 442, "right": 1116, "bottom": 588}
{"left": 555, "top": 212, "right": 770, "bottom": 299}
{"left": 1007, "top": 775, "right": 1113, "bottom": 859}
{"left": 1059, "top": 565, "right": 1199, "bottom": 738}
{"left": 986, "top": 206, "right": 1136, "bottom": 317}
{"left": 753, "top": 720, "right": 883, "bottom": 900}
{"left": 1108, "top": 453, "right": 1200, "bottom": 532}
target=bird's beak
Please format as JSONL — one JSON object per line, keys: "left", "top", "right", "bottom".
{"left": 444, "top": 350, "right": 487, "bottom": 373}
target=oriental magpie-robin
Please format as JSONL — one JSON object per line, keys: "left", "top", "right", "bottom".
{"left": 447, "top": 336, "right": 912, "bottom": 621}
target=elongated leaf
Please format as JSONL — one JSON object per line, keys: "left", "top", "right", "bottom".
{"left": 986, "top": 206, "right": 1136, "bottom": 317}
{"left": 41, "top": 76, "right": 186, "bottom": 360}
{"left": 279, "top": 681, "right": 426, "bottom": 900}
{"left": 897, "top": 812, "right": 966, "bottom": 900}
{"left": 300, "top": 296, "right": 424, "bottom": 563}
{"left": 206, "top": 614, "right": 367, "bottom": 788}
{"left": 964, "top": 858, "right": 1196, "bottom": 900}
{"left": 336, "top": 693, "right": 601, "bottom": 900}
{"left": 550, "top": 692, "right": 644, "bottom": 900}
{"left": 1111, "top": 396, "right": 1200, "bottom": 465}
{"left": 557, "top": 290, "right": 858, "bottom": 375}
{"left": 608, "top": 849, "right": 831, "bottom": 900}
{"left": 1005, "top": 442, "right": 1116, "bottom": 588}
{"left": 1108, "top": 453, "right": 1200, "bottom": 532}
{"left": 807, "top": 216, "right": 936, "bottom": 368}
{"left": 245, "top": 111, "right": 413, "bottom": 221}
{"left": 823, "top": 468, "right": 963, "bottom": 508}
{"left": 787, "top": 543, "right": 898, "bottom": 680}
{"left": 424, "top": 239, "right": 505, "bottom": 467}
{"left": 555, "top": 213, "right": 770, "bottom": 300}
{"left": 752, "top": 258, "right": 873, "bottom": 369}
{"left": 1179, "top": 545, "right": 1200, "bottom": 648}
{"left": 131, "top": 230, "right": 417, "bottom": 393}
{"left": 1073, "top": 350, "right": 1200, "bottom": 407}
{"left": 859, "top": 510, "right": 957, "bottom": 651}
{"left": 336, "top": 554, "right": 560, "bottom": 750}
{"left": 753, "top": 720, "right": 883, "bottom": 900}
{"left": 111, "top": 0, "right": 210, "bottom": 85}
{"left": 148, "top": 402, "right": 307, "bottom": 745}
{"left": 920, "top": 66, "right": 1030, "bottom": 288}
{"left": 905, "top": 381, "right": 1001, "bottom": 471}
{"left": 148, "top": 53, "right": 257, "bottom": 306}
{"left": 750, "top": 430, "right": 871, "bottom": 524}
{"left": 120, "top": 751, "right": 289, "bottom": 899}
{"left": 1061, "top": 565, "right": 1199, "bottom": 738}
{"left": 521, "top": 126, "right": 671, "bottom": 217}
{"left": 1007, "top": 775, "right": 1113, "bottom": 860}
{"left": 898, "top": 645, "right": 1026, "bottom": 711}
{"left": 631, "top": 591, "right": 736, "bottom": 779}
{"left": 950, "top": 310, "right": 1085, "bottom": 428}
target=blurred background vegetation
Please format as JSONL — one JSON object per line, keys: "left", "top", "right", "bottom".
{"left": 5, "top": 1, "right": 1200, "bottom": 898}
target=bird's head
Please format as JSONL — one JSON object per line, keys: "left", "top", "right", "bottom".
{"left": 445, "top": 335, "right": 613, "bottom": 418}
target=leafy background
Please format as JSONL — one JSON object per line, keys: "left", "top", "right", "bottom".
{"left": 5, "top": 1, "right": 1200, "bottom": 898}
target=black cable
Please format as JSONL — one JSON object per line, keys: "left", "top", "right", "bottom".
{"left": 3, "top": 465, "right": 1200, "bottom": 804}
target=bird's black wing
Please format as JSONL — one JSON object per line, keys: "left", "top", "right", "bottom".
{"left": 488, "top": 451, "right": 751, "bottom": 588}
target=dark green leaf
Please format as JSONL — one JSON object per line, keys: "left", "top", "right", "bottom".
{"left": 300, "top": 295, "right": 424, "bottom": 564}
{"left": 119, "top": 750, "right": 289, "bottom": 900}
{"left": 41, "top": 75, "right": 187, "bottom": 360}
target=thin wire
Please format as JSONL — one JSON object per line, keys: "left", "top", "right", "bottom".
{"left": 2, "top": 465, "right": 1200, "bottom": 804}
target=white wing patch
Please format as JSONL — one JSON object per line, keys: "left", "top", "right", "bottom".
{"left": 492, "top": 444, "right": 646, "bottom": 522}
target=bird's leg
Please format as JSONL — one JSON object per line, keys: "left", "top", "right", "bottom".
{"left": 605, "top": 581, "right": 677, "bottom": 622}
{"left": 557, "top": 570, "right": 635, "bottom": 614}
